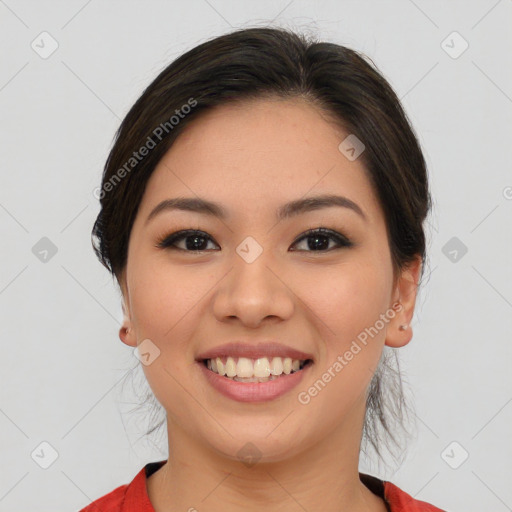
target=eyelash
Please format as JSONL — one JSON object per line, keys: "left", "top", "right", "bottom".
{"left": 155, "top": 227, "right": 353, "bottom": 253}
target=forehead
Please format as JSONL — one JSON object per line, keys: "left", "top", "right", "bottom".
{"left": 138, "top": 97, "right": 382, "bottom": 226}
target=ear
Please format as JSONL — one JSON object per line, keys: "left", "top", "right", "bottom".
{"left": 118, "top": 273, "right": 137, "bottom": 348}
{"left": 385, "top": 255, "right": 423, "bottom": 348}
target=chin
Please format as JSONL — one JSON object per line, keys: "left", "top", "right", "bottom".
{"left": 203, "top": 425, "right": 310, "bottom": 466}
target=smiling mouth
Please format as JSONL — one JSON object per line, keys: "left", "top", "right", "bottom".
{"left": 201, "top": 356, "right": 314, "bottom": 383}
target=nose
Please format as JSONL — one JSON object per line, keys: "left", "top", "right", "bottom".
{"left": 211, "top": 246, "right": 294, "bottom": 328}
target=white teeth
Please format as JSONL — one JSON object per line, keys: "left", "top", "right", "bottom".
{"left": 253, "top": 357, "right": 270, "bottom": 377}
{"left": 225, "top": 357, "right": 237, "bottom": 378}
{"left": 269, "top": 357, "right": 283, "bottom": 375}
{"left": 283, "top": 357, "right": 292, "bottom": 374}
{"left": 206, "top": 356, "right": 309, "bottom": 379}
{"left": 216, "top": 358, "right": 225, "bottom": 376}
{"left": 236, "top": 357, "right": 254, "bottom": 378}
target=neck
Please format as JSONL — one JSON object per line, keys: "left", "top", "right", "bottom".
{"left": 147, "top": 399, "right": 387, "bottom": 512}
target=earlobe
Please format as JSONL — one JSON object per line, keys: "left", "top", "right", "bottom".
{"left": 119, "top": 292, "right": 137, "bottom": 347}
{"left": 119, "top": 324, "right": 137, "bottom": 347}
{"left": 385, "top": 311, "right": 413, "bottom": 348}
{"left": 385, "top": 256, "right": 422, "bottom": 348}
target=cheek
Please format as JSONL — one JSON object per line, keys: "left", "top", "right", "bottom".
{"left": 128, "top": 262, "right": 203, "bottom": 419}
{"left": 129, "top": 257, "right": 205, "bottom": 341}
{"left": 299, "top": 258, "right": 391, "bottom": 335}
{"left": 300, "top": 259, "right": 391, "bottom": 389}
{"left": 127, "top": 258, "right": 214, "bottom": 404}
{"left": 296, "top": 266, "right": 390, "bottom": 429}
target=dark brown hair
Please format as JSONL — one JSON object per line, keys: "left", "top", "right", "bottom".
{"left": 92, "top": 26, "right": 432, "bottom": 468}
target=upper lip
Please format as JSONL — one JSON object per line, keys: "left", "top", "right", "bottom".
{"left": 196, "top": 341, "right": 314, "bottom": 362}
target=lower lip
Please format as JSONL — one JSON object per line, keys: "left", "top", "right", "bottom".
{"left": 197, "top": 361, "right": 312, "bottom": 402}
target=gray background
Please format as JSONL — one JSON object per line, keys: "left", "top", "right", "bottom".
{"left": 1, "top": 1, "right": 511, "bottom": 511}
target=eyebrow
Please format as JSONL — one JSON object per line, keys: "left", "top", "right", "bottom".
{"left": 145, "top": 193, "right": 367, "bottom": 226}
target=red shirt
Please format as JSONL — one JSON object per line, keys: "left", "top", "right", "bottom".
{"left": 79, "top": 460, "right": 445, "bottom": 511}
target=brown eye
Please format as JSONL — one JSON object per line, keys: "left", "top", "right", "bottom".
{"left": 156, "top": 227, "right": 353, "bottom": 253}
{"left": 156, "top": 230, "right": 219, "bottom": 252}
{"left": 290, "top": 228, "right": 353, "bottom": 252}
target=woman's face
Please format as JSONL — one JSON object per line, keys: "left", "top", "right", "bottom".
{"left": 119, "top": 97, "right": 420, "bottom": 463}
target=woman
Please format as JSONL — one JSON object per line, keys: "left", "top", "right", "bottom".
{"left": 82, "top": 26, "right": 445, "bottom": 512}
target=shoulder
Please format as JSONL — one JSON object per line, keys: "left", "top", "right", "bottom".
{"left": 383, "top": 480, "right": 446, "bottom": 512}
{"left": 78, "top": 464, "right": 153, "bottom": 512}
{"left": 79, "top": 483, "right": 128, "bottom": 511}
{"left": 360, "top": 472, "right": 446, "bottom": 511}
